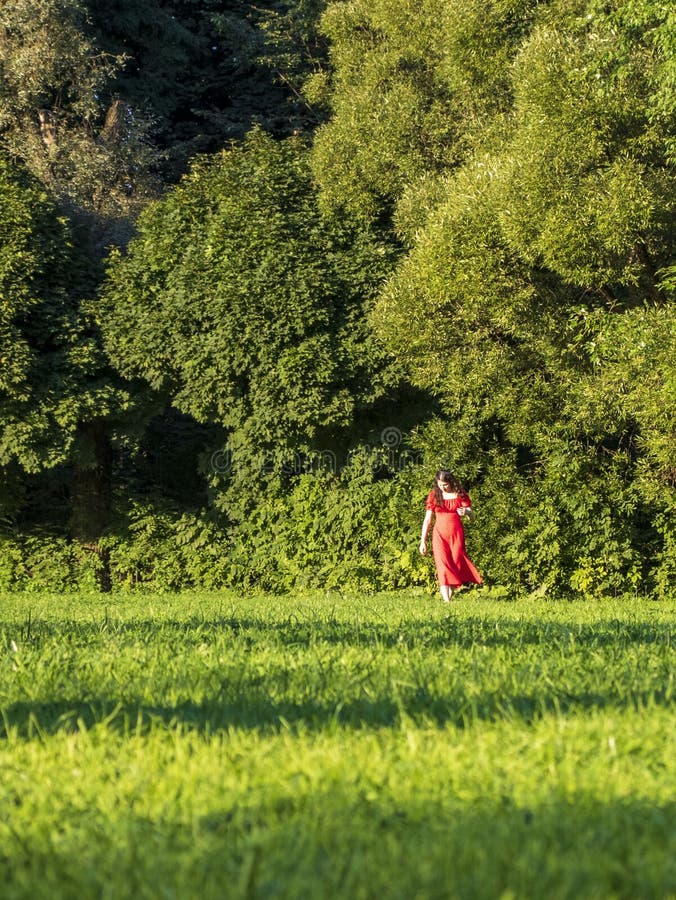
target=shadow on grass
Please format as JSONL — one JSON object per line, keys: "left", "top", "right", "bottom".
{"left": 195, "top": 795, "right": 676, "bottom": 900}
{"left": 1, "top": 674, "right": 672, "bottom": 739}
{"left": 1, "top": 792, "right": 674, "bottom": 899}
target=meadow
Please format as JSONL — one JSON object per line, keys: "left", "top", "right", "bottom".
{"left": 0, "top": 589, "right": 674, "bottom": 899}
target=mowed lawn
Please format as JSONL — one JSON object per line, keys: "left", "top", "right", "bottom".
{"left": 0, "top": 590, "right": 674, "bottom": 899}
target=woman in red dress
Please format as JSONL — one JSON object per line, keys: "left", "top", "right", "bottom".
{"left": 419, "top": 469, "right": 482, "bottom": 601}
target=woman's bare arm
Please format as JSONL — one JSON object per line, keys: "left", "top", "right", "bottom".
{"left": 419, "top": 509, "right": 433, "bottom": 555}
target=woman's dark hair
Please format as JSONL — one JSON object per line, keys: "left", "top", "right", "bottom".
{"left": 432, "top": 469, "right": 466, "bottom": 506}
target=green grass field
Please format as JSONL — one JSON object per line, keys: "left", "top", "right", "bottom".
{"left": 1, "top": 590, "right": 674, "bottom": 899}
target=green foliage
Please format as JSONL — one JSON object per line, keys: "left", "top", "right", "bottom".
{"left": 0, "top": 0, "right": 158, "bottom": 230}
{"left": 222, "top": 454, "right": 434, "bottom": 593}
{"left": 310, "top": 0, "right": 456, "bottom": 221}
{"left": 1, "top": 0, "right": 674, "bottom": 597}
{"left": 0, "top": 0, "right": 333, "bottom": 228}
{"left": 310, "top": 0, "right": 541, "bottom": 223}
{"left": 0, "top": 534, "right": 102, "bottom": 592}
{"left": 0, "top": 505, "right": 230, "bottom": 592}
{"left": 104, "top": 503, "right": 232, "bottom": 591}
{"left": 567, "top": 300, "right": 676, "bottom": 596}
{"left": 374, "top": 158, "right": 555, "bottom": 424}
{"left": 360, "top": 0, "right": 676, "bottom": 598}
{"left": 499, "top": 0, "right": 674, "bottom": 290}
{"left": 0, "top": 0, "right": 341, "bottom": 569}
{"left": 576, "top": 301, "right": 676, "bottom": 490}
{"left": 0, "top": 155, "right": 125, "bottom": 474}
{"left": 89, "top": 0, "right": 330, "bottom": 178}
{"left": 0, "top": 454, "right": 431, "bottom": 594}
{"left": 101, "top": 129, "right": 398, "bottom": 480}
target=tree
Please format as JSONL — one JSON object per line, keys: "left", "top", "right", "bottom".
{"left": 1, "top": 0, "right": 332, "bottom": 586}
{"left": 348, "top": 0, "right": 675, "bottom": 593}
{"left": 87, "top": 0, "right": 331, "bottom": 180}
{"left": 0, "top": 0, "right": 158, "bottom": 247}
{"left": 0, "top": 0, "right": 331, "bottom": 235}
{"left": 100, "top": 129, "right": 398, "bottom": 516}
{"left": 0, "top": 155, "right": 132, "bottom": 555}
{"left": 308, "top": 0, "right": 542, "bottom": 225}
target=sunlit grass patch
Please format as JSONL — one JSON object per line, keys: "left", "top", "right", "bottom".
{"left": 0, "top": 591, "right": 674, "bottom": 898}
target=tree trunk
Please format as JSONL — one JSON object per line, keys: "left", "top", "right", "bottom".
{"left": 71, "top": 420, "right": 112, "bottom": 592}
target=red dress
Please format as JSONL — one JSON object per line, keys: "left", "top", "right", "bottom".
{"left": 425, "top": 491, "right": 482, "bottom": 587}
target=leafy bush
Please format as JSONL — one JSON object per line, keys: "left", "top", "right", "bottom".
{"left": 221, "top": 451, "right": 434, "bottom": 593}
{"left": 0, "top": 534, "right": 101, "bottom": 592}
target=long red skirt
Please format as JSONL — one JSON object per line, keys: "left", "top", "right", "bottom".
{"left": 432, "top": 512, "right": 482, "bottom": 587}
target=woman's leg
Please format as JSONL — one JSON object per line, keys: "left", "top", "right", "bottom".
{"left": 440, "top": 584, "right": 454, "bottom": 602}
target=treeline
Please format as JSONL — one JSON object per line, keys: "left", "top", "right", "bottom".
{"left": 0, "top": 0, "right": 674, "bottom": 597}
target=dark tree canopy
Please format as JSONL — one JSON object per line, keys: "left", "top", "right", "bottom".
{"left": 88, "top": 0, "right": 330, "bottom": 178}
